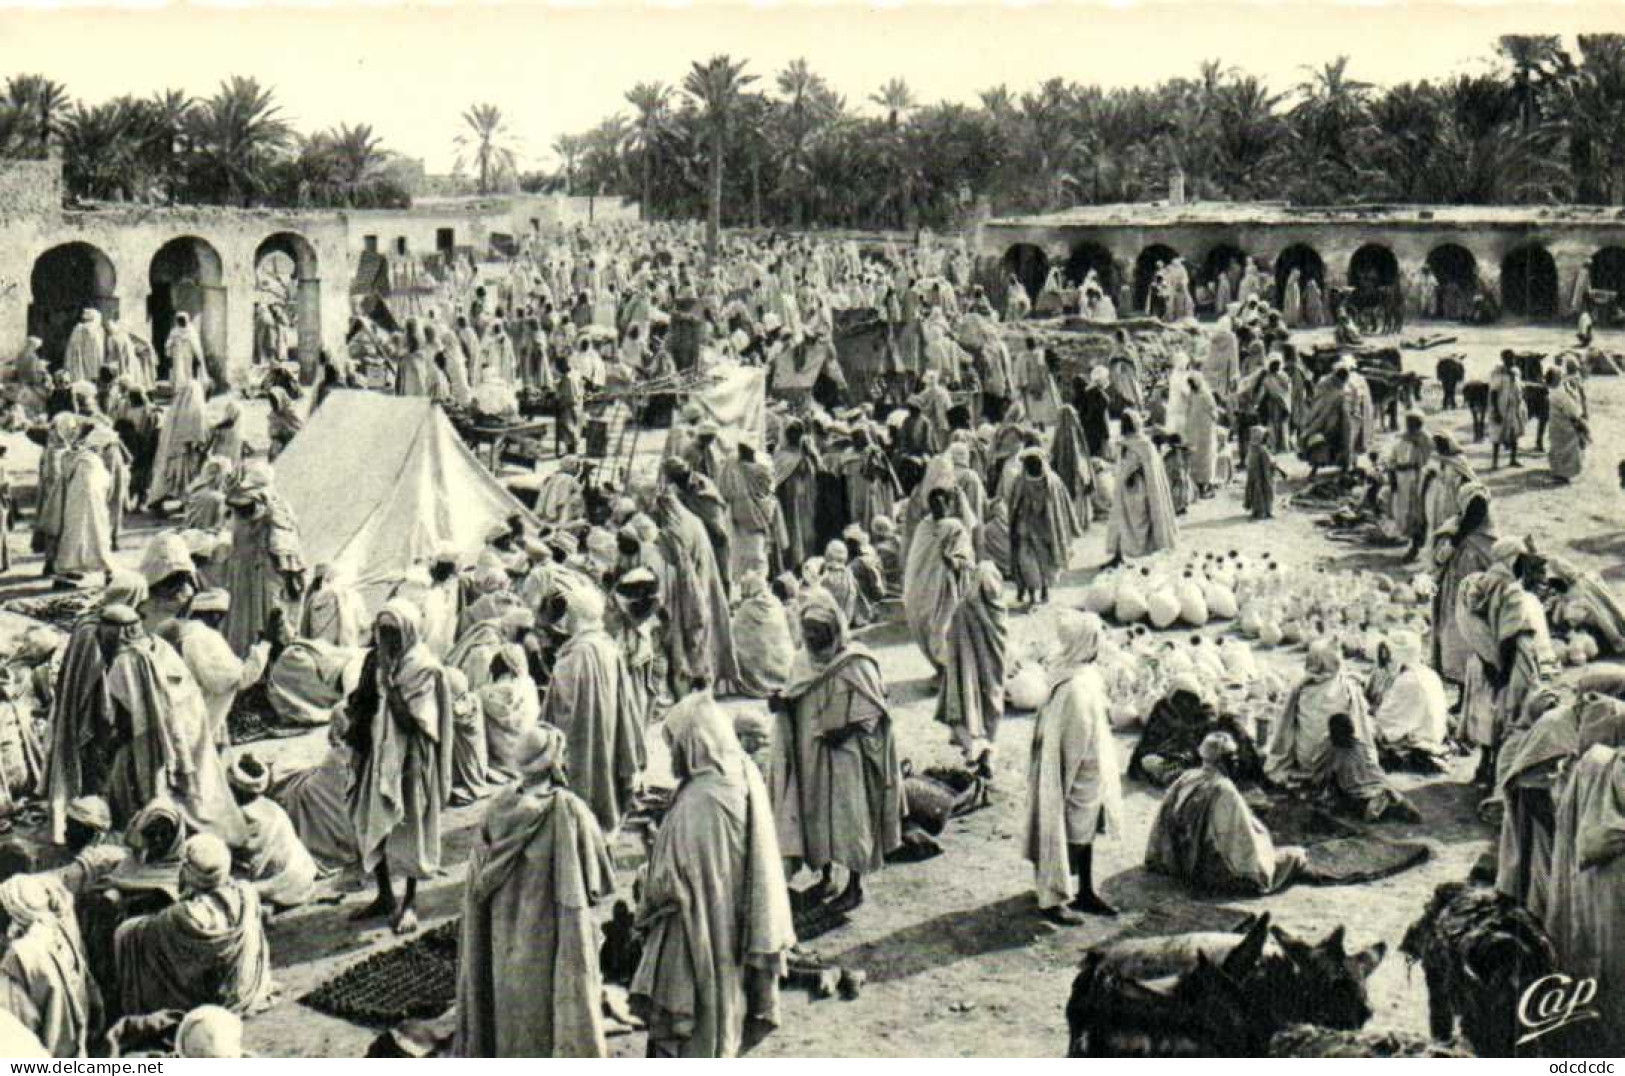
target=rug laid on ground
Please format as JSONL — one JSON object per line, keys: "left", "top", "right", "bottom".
{"left": 1254, "top": 799, "right": 1431, "bottom": 886}
{"left": 301, "top": 920, "right": 460, "bottom": 1025}
{"left": 305, "top": 896, "right": 853, "bottom": 1026}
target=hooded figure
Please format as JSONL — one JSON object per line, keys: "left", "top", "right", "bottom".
{"left": 935, "top": 560, "right": 1007, "bottom": 774}
{"left": 1146, "top": 731, "right": 1305, "bottom": 896}
{"left": 350, "top": 599, "right": 456, "bottom": 934}
{"left": 102, "top": 605, "right": 246, "bottom": 843}
{"left": 774, "top": 591, "right": 903, "bottom": 906}
{"left": 221, "top": 463, "right": 306, "bottom": 657}
{"left": 147, "top": 382, "right": 210, "bottom": 508}
{"left": 454, "top": 726, "right": 617, "bottom": 1058}
{"left": 64, "top": 310, "right": 105, "bottom": 385}
{"left": 630, "top": 692, "right": 796, "bottom": 1057}
{"left": 0, "top": 874, "right": 93, "bottom": 1057}
{"left": 902, "top": 467, "right": 975, "bottom": 669}
{"left": 1006, "top": 448, "right": 1080, "bottom": 604}
{"left": 1023, "top": 610, "right": 1121, "bottom": 922}
{"left": 1369, "top": 629, "right": 1450, "bottom": 767}
{"left": 1105, "top": 410, "right": 1179, "bottom": 562}
{"left": 537, "top": 574, "right": 645, "bottom": 835}
{"left": 1497, "top": 691, "right": 1625, "bottom": 919}
{"left": 1543, "top": 743, "right": 1625, "bottom": 1034}
{"left": 730, "top": 570, "right": 795, "bottom": 699}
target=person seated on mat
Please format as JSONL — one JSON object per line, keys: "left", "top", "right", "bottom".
{"left": 1145, "top": 732, "right": 1305, "bottom": 896}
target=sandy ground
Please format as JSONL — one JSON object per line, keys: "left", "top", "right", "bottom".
{"left": 5, "top": 321, "right": 1621, "bottom": 1057}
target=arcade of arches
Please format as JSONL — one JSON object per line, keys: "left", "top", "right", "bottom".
{"left": 25, "top": 230, "right": 326, "bottom": 380}
{"left": 996, "top": 234, "right": 1598, "bottom": 323}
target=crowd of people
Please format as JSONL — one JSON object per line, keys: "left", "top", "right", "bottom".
{"left": 0, "top": 216, "right": 1621, "bottom": 1057}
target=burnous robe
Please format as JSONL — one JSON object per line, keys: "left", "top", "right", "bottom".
{"left": 454, "top": 729, "right": 617, "bottom": 1059}
{"left": 538, "top": 578, "right": 645, "bottom": 835}
{"left": 1145, "top": 764, "right": 1304, "bottom": 896}
{"left": 902, "top": 510, "right": 975, "bottom": 670}
{"left": 351, "top": 602, "right": 456, "bottom": 881}
{"left": 631, "top": 694, "right": 796, "bottom": 1058}
{"left": 773, "top": 596, "right": 904, "bottom": 875}
{"left": 1006, "top": 452, "right": 1080, "bottom": 594}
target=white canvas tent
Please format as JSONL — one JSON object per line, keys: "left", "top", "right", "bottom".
{"left": 274, "top": 390, "right": 533, "bottom": 607}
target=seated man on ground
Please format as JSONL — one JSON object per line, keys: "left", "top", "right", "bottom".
{"left": 112, "top": 833, "right": 275, "bottom": 1019}
{"left": 1127, "top": 674, "right": 1262, "bottom": 787}
{"left": 1145, "top": 732, "right": 1305, "bottom": 896}
{"left": 228, "top": 755, "right": 319, "bottom": 912}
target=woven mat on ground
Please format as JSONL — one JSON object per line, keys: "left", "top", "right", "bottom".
{"left": 304, "top": 896, "right": 850, "bottom": 1027}
{"left": 227, "top": 683, "right": 311, "bottom": 746}
{"left": 301, "top": 920, "right": 460, "bottom": 1025}
{"left": 1253, "top": 799, "right": 1431, "bottom": 886}
{"left": 1252, "top": 800, "right": 1360, "bottom": 846}
{"left": 1301, "top": 836, "right": 1431, "bottom": 886}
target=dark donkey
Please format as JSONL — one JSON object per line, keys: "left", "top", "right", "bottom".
{"left": 1068, "top": 914, "right": 1387, "bottom": 1057}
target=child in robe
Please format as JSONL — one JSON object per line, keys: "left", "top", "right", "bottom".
{"left": 1160, "top": 433, "right": 1194, "bottom": 515}
{"left": 1244, "top": 425, "right": 1288, "bottom": 520}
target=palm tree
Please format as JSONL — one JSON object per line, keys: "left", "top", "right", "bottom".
{"left": 868, "top": 78, "right": 918, "bottom": 227}
{"left": 326, "top": 123, "right": 387, "bottom": 204}
{"left": 455, "top": 103, "right": 520, "bottom": 194}
{"left": 683, "top": 54, "right": 756, "bottom": 263}
{"left": 871, "top": 77, "right": 917, "bottom": 128}
{"left": 138, "top": 89, "right": 196, "bottom": 202}
{"left": 773, "top": 58, "right": 832, "bottom": 226}
{"left": 1289, "top": 56, "right": 1376, "bottom": 199}
{"left": 551, "top": 133, "right": 586, "bottom": 195}
{"left": 625, "top": 81, "right": 671, "bottom": 221}
{"left": 185, "top": 76, "right": 291, "bottom": 205}
{"left": 1497, "top": 34, "right": 1565, "bottom": 132}
{"left": 5, "top": 75, "right": 70, "bottom": 157}
{"left": 61, "top": 98, "right": 142, "bottom": 200}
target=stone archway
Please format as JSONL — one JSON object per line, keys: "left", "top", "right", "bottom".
{"left": 1501, "top": 244, "right": 1559, "bottom": 320}
{"left": 1273, "top": 244, "right": 1325, "bottom": 308}
{"left": 1349, "top": 243, "right": 1399, "bottom": 289}
{"left": 1590, "top": 246, "right": 1625, "bottom": 312}
{"left": 149, "top": 236, "right": 227, "bottom": 382}
{"left": 1133, "top": 244, "right": 1180, "bottom": 314}
{"left": 30, "top": 242, "right": 118, "bottom": 364}
{"left": 1426, "top": 244, "right": 1478, "bottom": 320}
{"left": 1001, "top": 243, "right": 1050, "bottom": 303}
{"left": 1064, "top": 241, "right": 1116, "bottom": 295}
{"left": 255, "top": 232, "right": 323, "bottom": 380}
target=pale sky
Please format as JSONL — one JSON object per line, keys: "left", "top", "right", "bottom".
{"left": 1, "top": 2, "right": 1620, "bottom": 174}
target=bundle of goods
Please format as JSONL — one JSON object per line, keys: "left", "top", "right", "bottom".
{"left": 4, "top": 591, "right": 97, "bottom": 632}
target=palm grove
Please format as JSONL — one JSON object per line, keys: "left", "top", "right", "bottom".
{"left": 6, "top": 33, "right": 1625, "bottom": 229}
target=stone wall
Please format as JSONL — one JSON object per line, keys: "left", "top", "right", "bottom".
{"left": 0, "top": 159, "right": 62, "bottom": 225}
{"left": 344, "top": 202, "right": 514, "bottom": 260}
